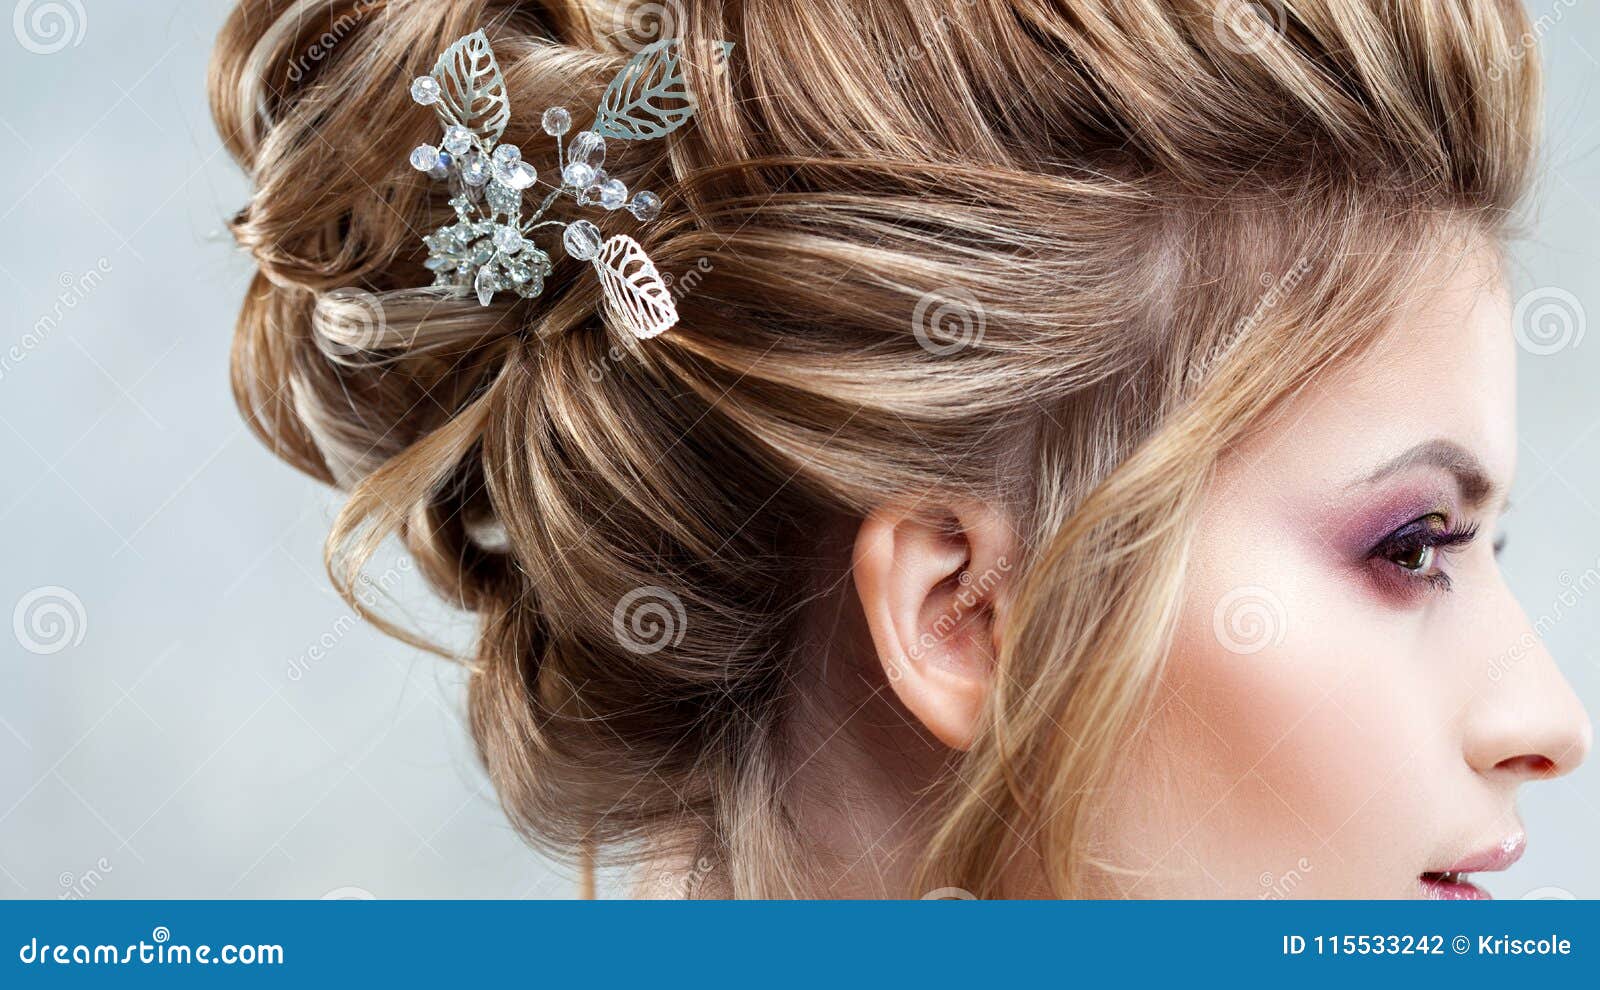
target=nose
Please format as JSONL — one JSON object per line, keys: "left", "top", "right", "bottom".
{"left": 1464, "top": 587, "right": 1592, "bottom": 782}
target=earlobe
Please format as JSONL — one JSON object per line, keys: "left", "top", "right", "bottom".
{"left": 852, "top": 502, "right": 1015, "bottom": 750}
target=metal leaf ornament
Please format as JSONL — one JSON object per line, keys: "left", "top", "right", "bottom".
{"left": 430, "top": 30, "right": 510, "bottom": 145}
{"left": 405, "top": 30, "right": 732, "bottom": 340}
{"left": 594, "top": 38, "right": 736, "bottom": 140}
{"left": 591, "top": 235, "right": 678, "bottom": 339}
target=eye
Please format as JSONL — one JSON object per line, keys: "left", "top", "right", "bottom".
{"left": 1369, "top": 513, "right": 1479, "bottom": 595}
{"left": 1388, "top": 542, "right": 1436, "bottom": 573}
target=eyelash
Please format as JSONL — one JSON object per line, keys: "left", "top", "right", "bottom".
{"left": 1369, "top": 514, "right": 1480, "bottom": 593}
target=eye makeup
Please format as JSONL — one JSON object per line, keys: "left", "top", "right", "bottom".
{"left": 1324, "top": 487, "right": 1482, "bottom": 603}
{"left": 1365, "top": 513, "right": 1479, "bottom": 597}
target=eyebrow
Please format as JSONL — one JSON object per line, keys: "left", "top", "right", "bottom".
{"left": 1352, "top": 438, "right": 1504, "bottom": 510}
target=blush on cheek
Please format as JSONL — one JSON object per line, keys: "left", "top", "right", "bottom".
{"left": 1163, "top": 575, "right": 1442, "bottom": 894}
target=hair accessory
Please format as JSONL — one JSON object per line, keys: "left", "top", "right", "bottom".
{"left": 407, "top": 31, "right": 732, "bottom": 339}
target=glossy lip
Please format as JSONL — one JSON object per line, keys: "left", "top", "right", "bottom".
{"left": 1419, "top": 875, "right": 1490, "bottom": 900}
{"left": 1418, "top": 833, "right": 1526, "bottom": 901}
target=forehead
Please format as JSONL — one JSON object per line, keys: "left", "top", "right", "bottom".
{"left": 1239, "top": 243, "right": 1516, "bottom": 496}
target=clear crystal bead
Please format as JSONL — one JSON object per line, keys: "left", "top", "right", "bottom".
{"left": 444, "top": 125, "right": 474, "bottom": 156}
{"left": 563, "top": 220, "right": 603, "bottom": 261}
{"left": 628, "top": 190, "right": 662, "bottom": 221}
{"left": 409, "top": 145, "right": 440, "bottom": 172}
{"left": 492, "top": 225, "right": 522, "bottom": 254}
{"left": 410, "top": 76, "right": 441, "bottom": 106}
{"left": 569, "top": 130, "right": 606, "bottom": 169}
{"left": 578, "top": 181, "right": 604, "bottom": 207}
{"left": 428, "top": 150, "right": 451, "bottom": 181}
{"left": 598, "top": 178, "right": 628, "bottom": 210}
{"left": 493, "top": 158, "right": 537, "bottom": 190}
{"left": 541, "top": 107, "right": 571, "bottom": 136}
{"left": 492, "top": 144, "right": 521, "bottom": 164}
{"left": 474, "top": 266, "right": 500, "bottom": 306}
{"left": 562, "top": 161, "right": 597, "bottom": 188}
{"left": 461, "top": 152, "right": 490, "bottom": 187}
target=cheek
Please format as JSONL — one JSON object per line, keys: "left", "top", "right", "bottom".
{"left": 1131, "top": 540, "right": 1455, "bottom": 895}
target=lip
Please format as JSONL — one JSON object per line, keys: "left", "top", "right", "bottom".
{"left": 1419, "top": 833, "right": 1526, "bottom": 901}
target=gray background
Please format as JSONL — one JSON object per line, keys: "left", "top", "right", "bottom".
{"left": 2, "top": 0, "right": 1598, "bottom": 900}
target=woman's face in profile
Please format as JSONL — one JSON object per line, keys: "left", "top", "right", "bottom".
{"left": 1100, "top": 243, "right": 1592, "bottom": 899}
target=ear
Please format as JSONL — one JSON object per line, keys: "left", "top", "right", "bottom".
{"left": 851, "top": 501, "right": 1015, "bottom": 750}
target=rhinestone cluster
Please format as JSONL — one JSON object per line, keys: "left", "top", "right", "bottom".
{"left": 401, "top": 30, "right": 732, "bottom": 337}
{"left": 407, "top": 46, "right": 669, "bottom": 305}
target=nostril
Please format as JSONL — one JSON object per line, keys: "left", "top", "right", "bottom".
{"left": 1494, "top": 754, "right": 1556, "bottom": 777}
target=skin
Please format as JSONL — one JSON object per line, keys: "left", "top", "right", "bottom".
{"left": 645, "top": 243, "right": 1590, "bottom": 899}
{"left": 1091, "top": 244, "right": 1591, "bottom": 898}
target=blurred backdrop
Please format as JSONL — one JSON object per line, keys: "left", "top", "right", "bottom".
{"left": 3, "top": 0, "right": 1599, "bottom": 899}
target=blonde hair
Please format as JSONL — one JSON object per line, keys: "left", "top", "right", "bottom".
{"left": 209, "top": 0, "right": 1539, "bottom": 897}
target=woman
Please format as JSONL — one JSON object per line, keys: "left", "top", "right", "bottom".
{"left": 209, "top": 0, "right": 1589, "bottom": 897}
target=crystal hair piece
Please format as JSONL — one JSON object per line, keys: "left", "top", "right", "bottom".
{"left": 406, "top": 31, "right": 732, "bottom": 339}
